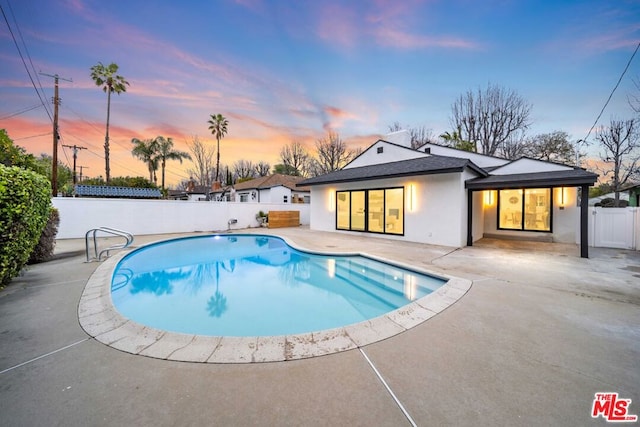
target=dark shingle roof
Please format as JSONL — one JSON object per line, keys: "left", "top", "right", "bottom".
{"left": 465, "top": 169, "right": 598, "bottom": 190}
{"left": 298, "top": 155, "right": 486, "bottom": 186}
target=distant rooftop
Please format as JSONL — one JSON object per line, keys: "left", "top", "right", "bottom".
{"left": 75, "top": 185, "right": 162, "bottom": 199}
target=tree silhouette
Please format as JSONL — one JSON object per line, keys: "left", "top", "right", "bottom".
{"left": 90, "top": 62, "right": 129, "bottom": 183}
{"left": 207, "top": 114, "right": 229, "bottom": 183}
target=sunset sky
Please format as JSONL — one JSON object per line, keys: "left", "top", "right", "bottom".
{"left": 1, "top": 0, "right": 639, "bottom": 187}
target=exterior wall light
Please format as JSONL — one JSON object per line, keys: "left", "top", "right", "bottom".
{"left": 559, "top": 187, "right": 567, "bottom": 209}
{"left": 484, "top": 190, "right": 495, "bottom": 206}
{"left": 407, "top": 183, "right": 417, "bottom": 212}
{"left": 328, "top": 189, "right": 335, "bottom": 211}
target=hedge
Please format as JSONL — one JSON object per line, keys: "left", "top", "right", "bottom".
{"left": 28, "top": 208, "right": 60, "bottom": 264}
{"left": 0, "top": 164, "right": 51, "bottom": 287}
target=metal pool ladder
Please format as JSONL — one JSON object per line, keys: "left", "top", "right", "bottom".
{"left": 85, "top": 227, "right": 134, "bottom": 262}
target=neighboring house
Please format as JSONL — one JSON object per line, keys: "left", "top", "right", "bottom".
{"left": 299, "top": 132, "right": 598, "bottom": 257}
{"left": 623, "top": 184, "right": 640, "bottom": 207}
{"left": 233, "top": 174, "right": 310, "bottom": 204}
{"left": 168, "top": 180, "right": 233, "bottom": 201}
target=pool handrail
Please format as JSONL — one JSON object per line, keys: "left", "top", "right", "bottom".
{"left": 85, "top": 227, "right": 134, "bottom": 262}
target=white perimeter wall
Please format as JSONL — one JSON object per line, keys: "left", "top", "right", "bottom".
{"left": 309, "top": 173, "right": 468, "bottom": 248}
{"left": 52, "top": 198, "right": 309, "bottom": 239}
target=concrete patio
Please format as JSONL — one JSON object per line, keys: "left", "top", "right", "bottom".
{"left": 1, "top": 228, "right": 638, "bottom": 426}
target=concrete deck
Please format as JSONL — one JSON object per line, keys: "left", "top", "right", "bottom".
{"left": 1, "top": 228, "right": 638, "bottom": 426}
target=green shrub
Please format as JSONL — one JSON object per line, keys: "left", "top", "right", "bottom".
{"left": 0, "top": 164, "right": 51, "bottom": 287}
{"left": 28, "top": 208, "right": 59, "bottom": 264}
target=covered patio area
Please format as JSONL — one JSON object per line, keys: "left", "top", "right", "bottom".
{"left": 466, "top": 168, "right": 598, "bottom": 258}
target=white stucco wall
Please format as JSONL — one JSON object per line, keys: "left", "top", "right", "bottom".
{"left": 309, "top": 173, "right": 469, "bottom": 248}
{"left": 490, "top": 157, "right": 572, "bottom": 175}
{"left": 421, "top": 143, "right": 509, "bottom": 168}
{"left": 269, "top": 186, "right": 290, "bottom": 204}
{"left": 346, "top": 141, "right": 427, "bottom": 169}
{"left": 52, "top": 198, "right": 310, "bottom": 239}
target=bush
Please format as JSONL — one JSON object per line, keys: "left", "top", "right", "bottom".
{"left": 28, "top": 208, "right": 59, "bottom": 264}
{"left": 595, "top": 197, "right": 629, "bottom": 208}
{"left": 0, "top": 164, "right": 51, "bottom": 287}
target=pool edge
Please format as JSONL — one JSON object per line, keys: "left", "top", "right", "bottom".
{"left": 78, "top": 234, "right": 472, "bottom": 364}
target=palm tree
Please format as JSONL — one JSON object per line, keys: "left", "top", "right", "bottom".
{"left": 90, "top": 62, "right": 129, "bottom": 184}
{"left": 131, "top": 138, "right": 159, "bottom": 184}
{"left": 154, "top": 136, "right": 191, "bottom": 192}
{"left": 207, "top": 114, "right": 229, "bottom": 183}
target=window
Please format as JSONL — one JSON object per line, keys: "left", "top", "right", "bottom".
{"left": 334, "top": 187, "right": 404, "bottom": 235}
{"left": 498, "top": 188, "right": 551, "bottom": 232}
{"left": 283, "top": 195, "right": 288, "bottom": 203}
{"left": 385, "top": 188, "right": 404, "bottom": 234}
{"left": 351, "top": 191, "right": 365, "bottom": 231}
{"left": 368, "top": 190, "right": 384, "bottom": 233}
{"left": 240, "top": 194, "right": 248, "bottom": 202}
{"left": 336, "top": 192, "right": 350, "bottom": 230}
{"left": 377, "top": 146, "right": 384, "bottom": 153}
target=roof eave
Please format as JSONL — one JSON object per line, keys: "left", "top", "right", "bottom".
{"left": 465, "top": 175, "right": 598, "bottom": 190}
{"left": 300, "top": 166, "right": 468, "bottom": 187}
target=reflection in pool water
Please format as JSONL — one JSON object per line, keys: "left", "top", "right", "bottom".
{"left": 111, "top": 235, "right": 446, "bottom": 337}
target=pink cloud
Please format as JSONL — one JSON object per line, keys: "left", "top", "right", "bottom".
{"left": 314, "top": 0, "right": 479, "bottom": 51}
{"left": 373, "top": 27, "right": 479, "bottom": 49}
{"left": 316, "top": 4, "right": 361, "bottom": 48}
{"left": 233, "top": 0, "right": 265, "bottom": 14}
{"left": 581, "top": 24, "right": 640, "bottom": 53}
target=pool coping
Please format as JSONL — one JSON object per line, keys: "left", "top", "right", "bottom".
{"left": 78, "top": 234, "right": 472, "bottom": 364}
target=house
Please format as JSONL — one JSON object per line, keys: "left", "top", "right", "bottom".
{"left": 626, "top": 184, "right": 640, "bottom": 207}
{"left": 168, "top": 180, "right": 233, "bottom": 201}
{"left": 298, "top": 132, "right": 598, "bottom": 257}
{"left": 233, "top": 174, "right": 310, "bottom": 204}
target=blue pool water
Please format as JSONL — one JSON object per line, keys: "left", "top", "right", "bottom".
{"left": 111, "top": 235, "right": 446, "bottom": 337}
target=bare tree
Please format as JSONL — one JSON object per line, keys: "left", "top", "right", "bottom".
{"left": 595, "top": 118, "right": 640, "bottom": 206}
{"left": 232, "top": 159, "right": 256, "bottom": 181}
{"left": 523, "top": 131, "right": 576, "bottom": 164}
{"left": 499, "top": 132, "right": 528, "bottom": 160}
{"left": 279, "top": 140, "right": 310, "bottom": 176}
{"left": 629, "top": 77, "right": 640, "bottom": 113}
{"left": 255, "top": 161, "right": 271, "bottom": 177}
{"left": 450, "top": 83, "right": 532, "bottom": 155}
{"left": 387, "top": 122, "right": 434, "bottom": 148}
{"left": 311, "top": 132, "right": 357, "bottom": 176}
{"left": 186, "top": 136, "right": 215, "bottom": 186}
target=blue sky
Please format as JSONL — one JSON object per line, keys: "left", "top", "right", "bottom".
{"left": 1, "top": 0, "right": 639, "bottom": 186}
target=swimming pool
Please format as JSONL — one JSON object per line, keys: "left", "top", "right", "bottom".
{"left": 111, "top": 234, "right": 447, "bottom": 337}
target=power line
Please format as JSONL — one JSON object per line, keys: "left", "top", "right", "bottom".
{"left": 62, "top": 144, "right": 87, "bottom": 184}
{"left": 0, "top": 3, "right": 52, "bottom": 123}
{"left": 580, "top": 41, "right": 640, "bottom": 145}
{"left": 6, "top": 0, "right": 52, "bottom": 119}
{"left": 14, "top": 132, "right": 51, "bottom": 140}
{"left": 0, "top": 103, "right": 43, "bottom": 120}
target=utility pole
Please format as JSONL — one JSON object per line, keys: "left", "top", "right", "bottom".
{"left": 62, "top": 144, "right": 87, "bottom": 184}
{"left": 78, "top": 165, "right": 89, "bottom": 182}
{"left": 40, "top": 72, "right": 72, "bottom": 196}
